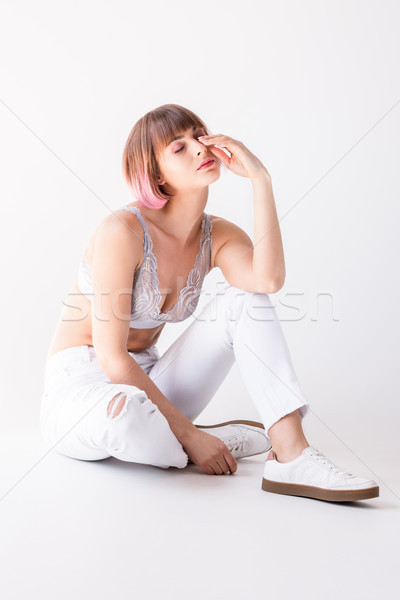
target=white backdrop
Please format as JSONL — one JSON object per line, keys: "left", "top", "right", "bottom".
{"left": 1, "top": 0, "right": 399, "bottom": 463}
{"left": 0, "top": 1, "right": 399, "bottom": 596}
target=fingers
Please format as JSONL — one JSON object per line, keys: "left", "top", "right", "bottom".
{"left": 225, "top": 452, "right": 238, "bottom": 475}
{"left": 194, "top": 432, "right": 239, "bottom": 475}
{"left": 209, "top": 453, "right": 237, "bottom": 475}
{"left": 211, "top": 461, "right": 224, "bottom": 475}
{"left": 217, "top": 460, "right": 229, "bottom": 475}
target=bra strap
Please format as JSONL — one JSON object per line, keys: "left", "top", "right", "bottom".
{"left": 118, "top": 206, "right": 148, "bottom": 232}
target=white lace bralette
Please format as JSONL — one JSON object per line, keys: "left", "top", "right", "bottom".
{"left": 77, "top": 205, "right": 213, "bottom": 329}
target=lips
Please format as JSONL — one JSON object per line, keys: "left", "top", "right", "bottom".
{"left": 198, "top": 158, "right": 215, "bottom": 170}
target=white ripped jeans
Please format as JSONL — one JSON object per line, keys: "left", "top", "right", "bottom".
{"left": 40, "top": 282, "right": 311, "bottom": 469}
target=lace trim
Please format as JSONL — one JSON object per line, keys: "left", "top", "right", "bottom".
{"left": 120, "top": 206, "right": 213, "bottom": 322}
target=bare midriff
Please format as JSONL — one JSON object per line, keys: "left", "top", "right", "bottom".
{"left": 46, "top": 206, "right": 219, "bottom": 364}
{"left": 46, "top": 275, "right": 167, "bottom": 362}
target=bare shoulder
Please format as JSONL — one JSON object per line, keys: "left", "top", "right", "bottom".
{"left": 208, "top": 214, "right": 253, "bottom": 270}
{"left": 208, "top": 214, "right": 234, "bottom": 244}
{"left": 209, "top": 213, "right": 249, "bottom": 236}
{"left": 86, "top": 204, "right": 144, "bottom": 268}
{"left": 96, "top": 204, "right": 143, "bottom": 238}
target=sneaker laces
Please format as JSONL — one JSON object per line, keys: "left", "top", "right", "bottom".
{"left": 225, "top": 435, "right": 246, "bottom": 454}
{"left": 308, "top": 448, "right": 353, "bottom": 477}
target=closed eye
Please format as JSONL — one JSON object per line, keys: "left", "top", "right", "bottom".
{"left": 174, "top": 130, "right": 206, "bottom": 154}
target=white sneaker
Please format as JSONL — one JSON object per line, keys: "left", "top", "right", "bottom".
{"left": 262, "top": 446, "right": 379, "bottom": 502}
{"left": 195, "top": 420, "right": 271, "bottom": 459}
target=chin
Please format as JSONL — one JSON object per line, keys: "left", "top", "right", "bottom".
{"left": 200, "top": 165, "right": 221, "bottom": 181}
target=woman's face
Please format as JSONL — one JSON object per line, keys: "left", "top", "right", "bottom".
{"left": 157, "top": 125, "right": 221, "bottom": 194}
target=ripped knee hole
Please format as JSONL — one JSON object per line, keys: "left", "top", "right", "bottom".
{"left": 107, "top": 393, "right": 128, "bottom": 418}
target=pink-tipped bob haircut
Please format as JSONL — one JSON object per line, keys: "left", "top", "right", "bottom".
{"left": 122, "top": 103, "right": 226, "bottom": 210}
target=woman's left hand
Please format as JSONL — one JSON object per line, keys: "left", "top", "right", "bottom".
{"left": 198, "top": 134, "right": 269, "bottom": 180}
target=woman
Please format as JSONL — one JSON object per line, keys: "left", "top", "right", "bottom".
{"left": 40, "top": 103, "right": 379, "bottom": 502}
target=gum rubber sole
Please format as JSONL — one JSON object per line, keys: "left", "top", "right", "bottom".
{"left": 261, "top": 478, "right": 380, "bottom": 502}
{"left": 195, "top": 419, "right": 266, "bottom": 430}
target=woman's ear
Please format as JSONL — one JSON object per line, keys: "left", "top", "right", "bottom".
{"left": 156, "top": 167, "right": 166, "bottom": 186}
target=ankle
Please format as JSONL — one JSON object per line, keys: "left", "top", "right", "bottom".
{"left": 273, "top": 443, "right": 310, "bottom": 463}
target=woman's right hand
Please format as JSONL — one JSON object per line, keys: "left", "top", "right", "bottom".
{"left": 181, "top": 428, "right": 238, "bottom": 475}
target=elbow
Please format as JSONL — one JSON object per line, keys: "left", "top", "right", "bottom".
{"left": 97, "top": 350, "right": 131, "bottom": 380}
{"left": 256, "top": 276, "right": 285, "bottom": 294}
{"left": 270, "top": 276, "right": 285, "bottom": 293}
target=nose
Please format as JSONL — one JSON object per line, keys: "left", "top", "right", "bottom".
{"left": 197, "top": 140, "right": 208, "bottom": 154}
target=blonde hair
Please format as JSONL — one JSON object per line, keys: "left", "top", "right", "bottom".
{"left": 122, "top": 103, "right": 225, "bottom": 210}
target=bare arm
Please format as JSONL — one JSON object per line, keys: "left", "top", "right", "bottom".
{"left": 213, "top": 174, "right": 286, "bottom": 294}
{"left": 90, "top": 212, "right": 237, "bottom": 474}
{"left": 251, "top": 171, "right": 286, "bottom": 288}
{"left": 100, "top": 351, "right": 197, "bottom": 444}
{"left": 102, "top": 353, "right": 237, "bottom": 474}
{"left": 90, "top": 213, "right": 197, "bottom": 445}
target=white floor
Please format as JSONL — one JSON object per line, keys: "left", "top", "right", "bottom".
{"left": 1, "top": 410, "right": 399, "bottom": 600}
